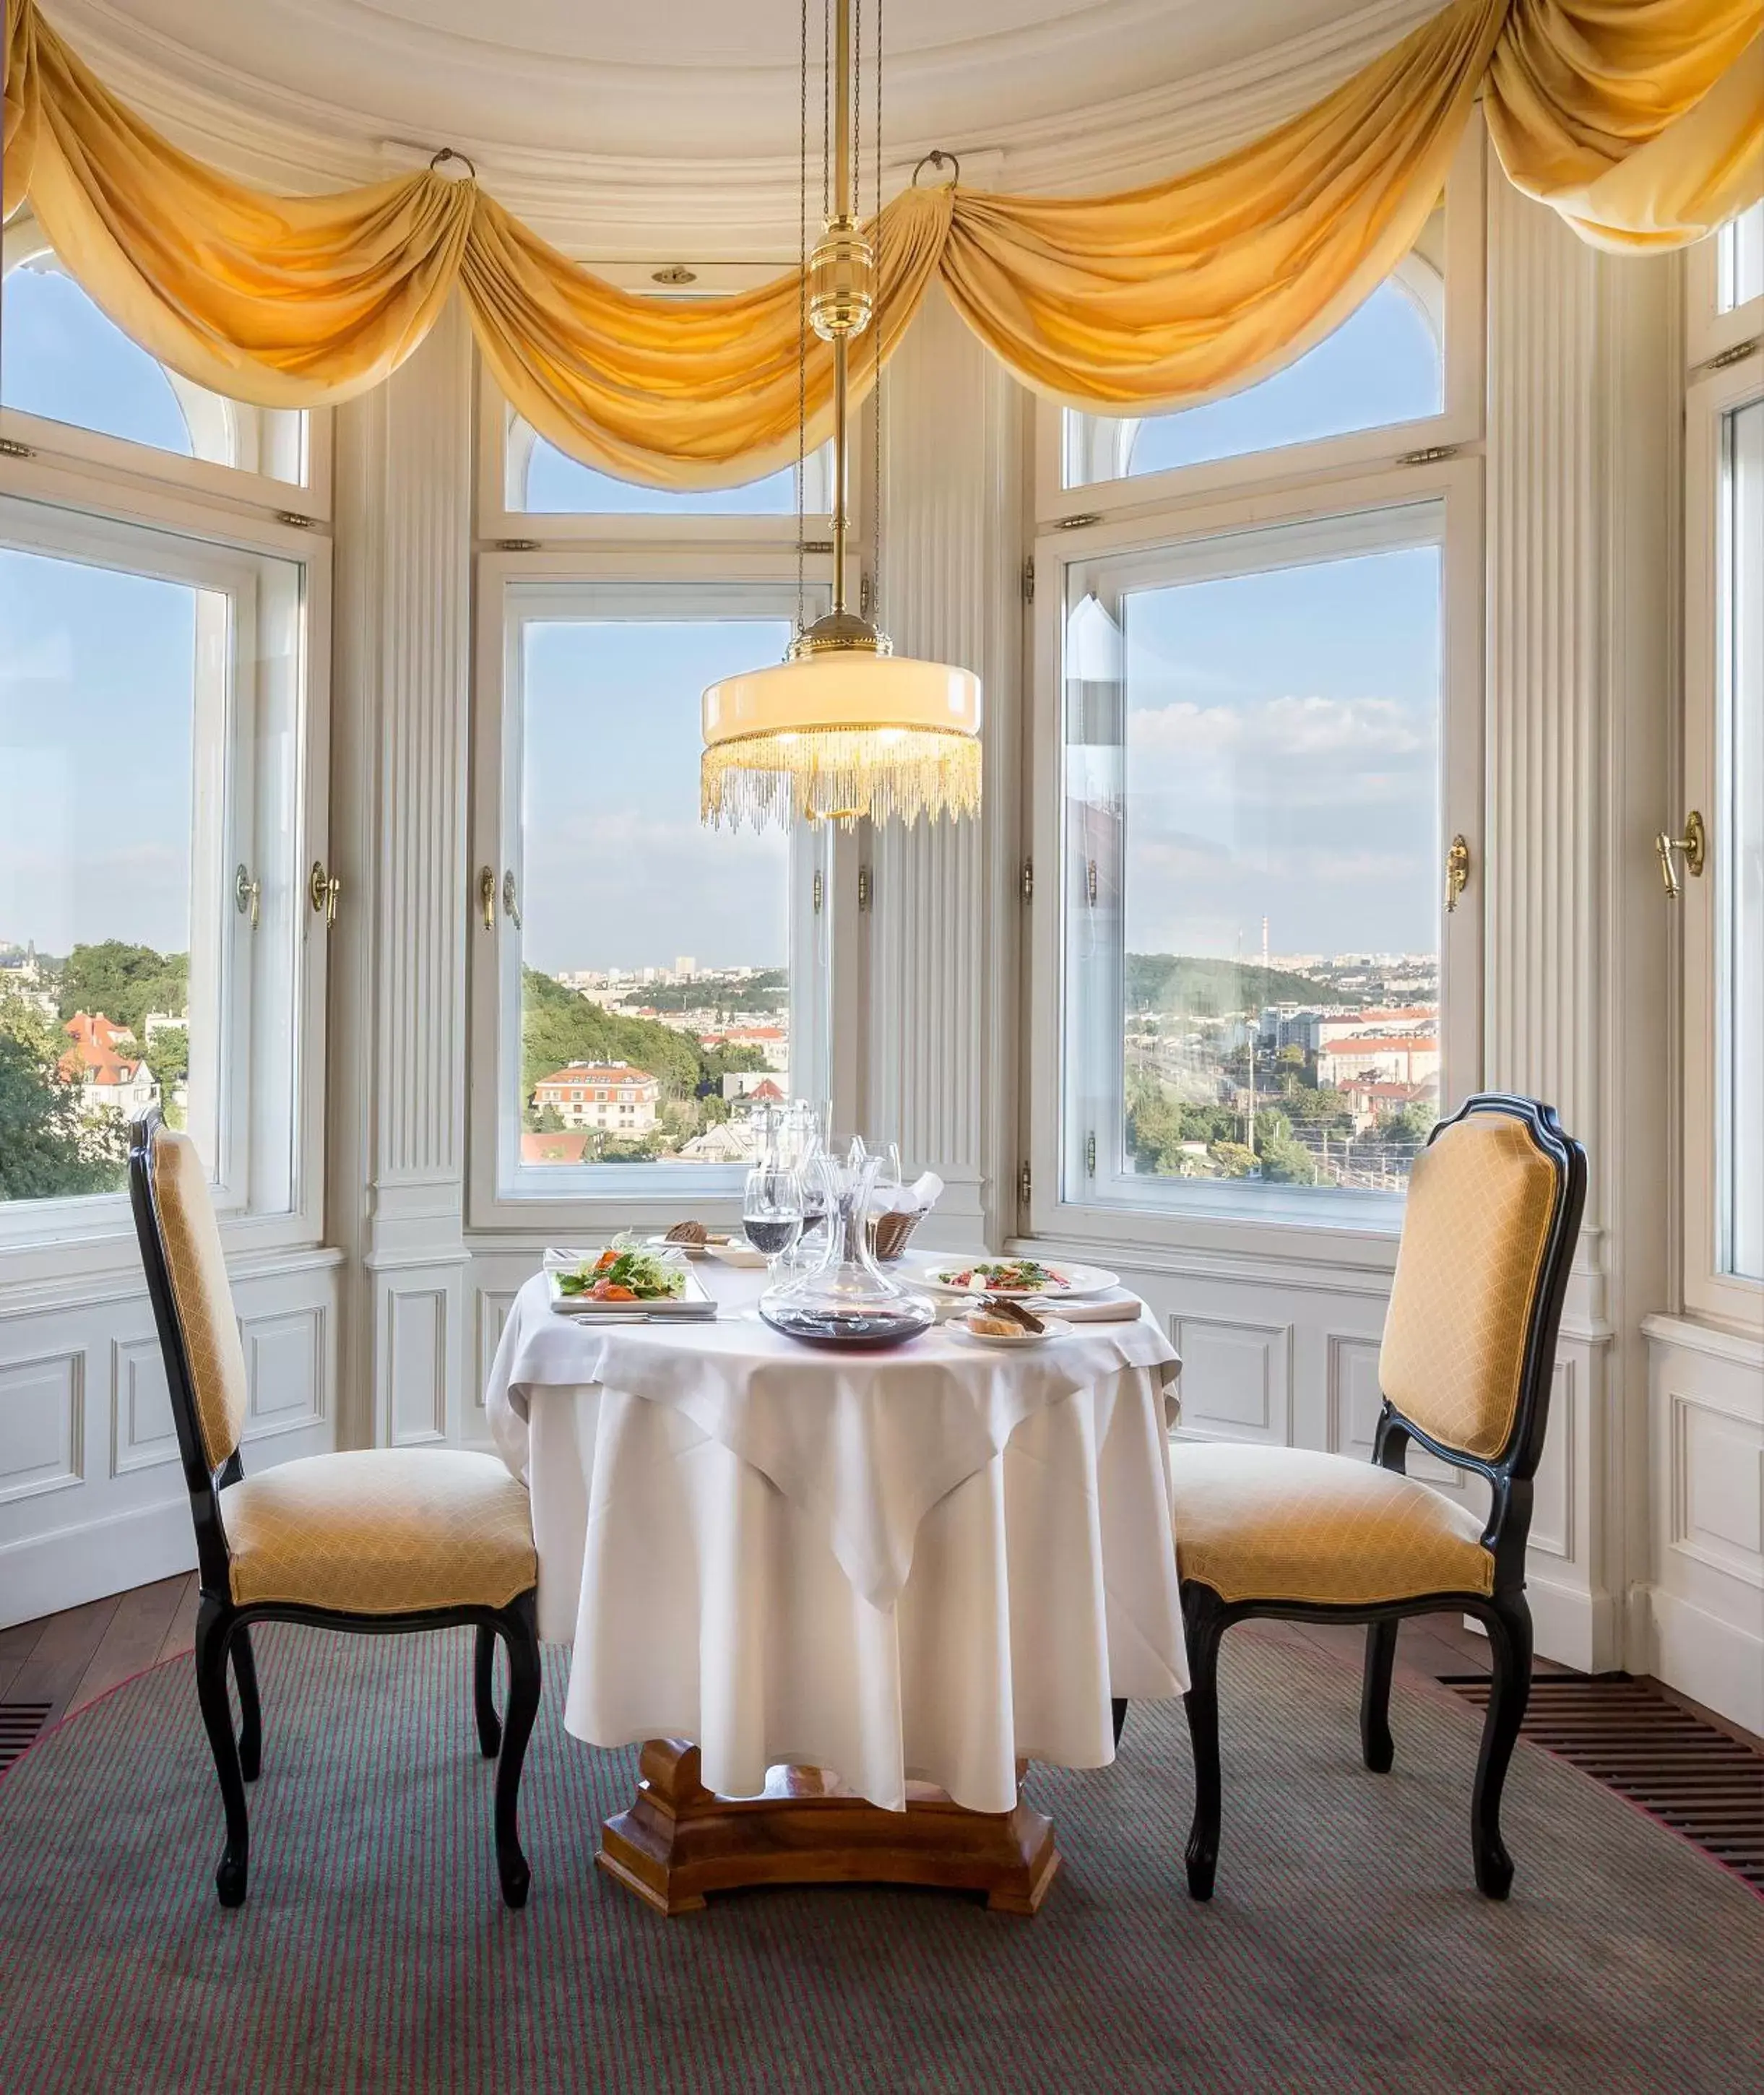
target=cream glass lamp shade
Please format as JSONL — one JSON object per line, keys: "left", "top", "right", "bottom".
{"left": 701, "top": 649, "right": 982, "bottom": 829}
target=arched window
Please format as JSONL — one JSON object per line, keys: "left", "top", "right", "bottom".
{"left": 511, "top": 413, "right": 831, "bottom": 517}
{"left": 1, "top": 225, "right": 306, "bottom": 482}
{"left": 1, "top": 256, "right": 194, "bottom": 458}
{"left": 1064, "top": 239, "right": 1445, "bottom": 487}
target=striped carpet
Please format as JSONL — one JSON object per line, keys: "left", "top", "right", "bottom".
{"left": 1, "top": 1624, "right": 1759, "bottom": 2095}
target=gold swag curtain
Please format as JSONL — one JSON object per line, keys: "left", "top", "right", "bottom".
{"left": 4, "top": 0, "right": 1760, "bottom": 485}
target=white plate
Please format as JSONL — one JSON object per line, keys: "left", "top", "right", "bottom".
{"left": 644, "top": 1232, "right": 736, "bottom": 1261}
{"left": 918, "top": 1258, "right": 1120, "bottom": 1300}
{"left": 704, "top": 1240, "right": 769, "bottom": 1269}
{"left": 948, "top": 1314, "right": 1073, "bottom": 1349}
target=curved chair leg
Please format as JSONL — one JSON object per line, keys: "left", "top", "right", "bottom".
{"left": 473, "top": 1623, "right": 502, "bottom": 1760}
{"left": 1471, "top": 1591, "right": 1534, "bottom": 1899}
{"left": 1359, "top": 1618, "right": 1398, "bottom": 1774}
{"left": 492, "top": 1592, "right": 542, "bottom": 1909}
{"left": 194, "top": 1594, "right": 249, "bottom": 1907}
{"left": 1110, "top": 1698, "right": 1128, "bottom": 1750}
{"left": 1180, "top": 1585, "right": 1227, "bottom": 1901}
{"left": 230, "top": 1622, "right": 263, "bottom": 1783}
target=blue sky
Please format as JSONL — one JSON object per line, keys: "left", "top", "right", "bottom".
{"left": 1113, "top": 543, "right": 1443, "bottom": 960}
{"left": 522, "top": 618, "right": 793, "bottom": 974}
{"left": 0, "top": 549, "right": 196, "bottom": 956}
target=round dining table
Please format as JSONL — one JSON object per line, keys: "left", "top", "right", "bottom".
{"left": 485, "top": 1255, "right": 1188, "bottom": 1914}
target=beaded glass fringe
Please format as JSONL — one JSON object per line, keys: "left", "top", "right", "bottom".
{"left": 701, "top": 728, "right": 982, "bottom": 829}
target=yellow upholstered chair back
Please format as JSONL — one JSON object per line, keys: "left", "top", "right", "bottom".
{"left": 1378, "top": 1109, "right": 1563, "bottom": 1462}
{"left": 148, "top": 1126, "right": 248, "bottom": 1471}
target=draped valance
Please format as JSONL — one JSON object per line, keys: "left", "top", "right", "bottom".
{"left": 3, "top": 0, "right": 1760, "bottom": 488}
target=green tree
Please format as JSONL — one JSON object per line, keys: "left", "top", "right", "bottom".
{"left": 0, "top": 990, "right": 127, "bottom": 1200}
{"left": 57, "top": 942, "right": 188, "bottom": 1036}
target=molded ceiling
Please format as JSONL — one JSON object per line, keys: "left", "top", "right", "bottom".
{"left": 55, "top": 0, "right": 1443, "bottom": 164}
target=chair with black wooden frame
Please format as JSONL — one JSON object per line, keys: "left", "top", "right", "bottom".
{"left": 128, "top": 1109, "right": 543, "bottom": 1910}
{"left": 1151, "top": 1093, "right": 1586, "bottom": 1902}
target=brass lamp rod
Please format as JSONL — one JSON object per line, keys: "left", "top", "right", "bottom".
{"left": 830, "top": 0, "right": 854, "bottom": 619}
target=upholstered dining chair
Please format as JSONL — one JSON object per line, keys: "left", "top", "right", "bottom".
{"left": 127, "top": 1109, "right": 542, "bottom": 1910}
{"left": 1164, "top": 1093, "right": 1586, "bottom": 1903}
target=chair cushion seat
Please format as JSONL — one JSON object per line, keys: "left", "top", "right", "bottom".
{"left": 1170, "top": 1442, "right": 1495, "bottom": 1607}
{"left": 219, "top": 1449, "right": 536, "bottom": 1615}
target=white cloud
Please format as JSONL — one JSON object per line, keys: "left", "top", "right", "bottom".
{"left": 1128, "top": 693, "right": 1430, "bottom": 761}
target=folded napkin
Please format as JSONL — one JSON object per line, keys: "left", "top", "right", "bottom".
{"left": 1058, "top": 1289, "right": 1144, "bottom": 1323}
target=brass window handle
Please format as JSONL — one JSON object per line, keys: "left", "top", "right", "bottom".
{"left": 1444, "top": 834, "right": 1471, "bottom": 913}
{"left": 501, "top": 868, "right": 522, "bottom": 930}
{"left": 1656, "top": 811, "right": 1705, "bottom": 898}
{"left": 308, "top": 859, "right": 340, "bottom": 927}
{"left": 233, "top": 864, "right": 260, "bottom": 930}
{"left": 479, "top": 865, "right": 496, "bottom": 930}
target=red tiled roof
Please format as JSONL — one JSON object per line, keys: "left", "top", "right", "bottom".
{"left": 521, "top": 1131, "right": 592, "bottom": 1164}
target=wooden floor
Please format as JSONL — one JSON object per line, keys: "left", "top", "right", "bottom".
{"left": 4, "top": 1580, "right": 1755, "bottom": 1755}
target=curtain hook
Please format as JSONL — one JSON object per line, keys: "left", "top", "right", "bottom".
{"left": 429, "top": 147, "right": 478, "bottom": 180}
{"left": 910, "top": 150, "right": 960, "bottom": 191}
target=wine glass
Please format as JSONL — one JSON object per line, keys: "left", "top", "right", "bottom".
{"left": 742, "top": 1165, "right": 804, "bottom": 1283}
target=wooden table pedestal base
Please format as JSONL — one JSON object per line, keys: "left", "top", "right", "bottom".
{"left": 597, "top": 1739, "right": 1060, "bottom": 1917}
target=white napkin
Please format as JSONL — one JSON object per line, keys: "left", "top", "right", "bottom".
{"left": 1057, "top": 1289, "right": 1144, "bottom": 1323}
{"left": 876, "top": 1170, "right": 943, "bottom": 1217}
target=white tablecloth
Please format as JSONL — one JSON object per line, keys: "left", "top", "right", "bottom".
{"left": 485, "top": 1262, "right": 1188, "bottom": 1811}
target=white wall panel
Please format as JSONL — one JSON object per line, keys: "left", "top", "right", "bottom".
{"left": 1172, "top": 1316, "right": 1291, "bottom": 1446}
{"left": 110, "top": 1334, "right": 178, "bottom": 1478}
{"left": 0, "top": 1351, "right": 83, "bottom": 1505}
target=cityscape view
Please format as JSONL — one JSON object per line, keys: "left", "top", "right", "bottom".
{"left": 1122, "top": 938, "right": 1440, "bottom": 1192}
{"left": 519, "top": 959, "right": 790, "bottom": 1169}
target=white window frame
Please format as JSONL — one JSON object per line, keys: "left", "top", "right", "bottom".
{"left": 1022, "top": 457, "right": 1484, "bottom": 1265}
{"left": 1036, "top": 114, "right": 1485, "bottom": 524}
{"left": 0, "top": 447, "right": 332, "bottom": 1284}
{"left": 467, "top": 545, "right": 834, "bottom": 1234}
{"left": 1687, "top": 199, "right": 1764, "bottom": 370}
{"left": 1680, "top": 248, "right": 1762, "bottom": 1331}
{"left": 2, "top": 216, "right": 331, "bottom": 523}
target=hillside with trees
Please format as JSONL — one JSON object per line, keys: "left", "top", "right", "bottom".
{"left": 521, "top": 967, "right": 769, "bottom": 1115}
{"left": 1125, "top": 954, "right": 1336, "bottom": 1014}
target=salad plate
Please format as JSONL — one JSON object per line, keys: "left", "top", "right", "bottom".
{"left": 544, "top": 1242, "right": 716, "bottom": 1318}
{"left": 917, "top": 1256, "right": 1120, "bottom": 1301}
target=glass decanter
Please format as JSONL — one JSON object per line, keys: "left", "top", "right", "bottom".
{"left": 759, "top": 1148, "right": 935, "bottom": 1348}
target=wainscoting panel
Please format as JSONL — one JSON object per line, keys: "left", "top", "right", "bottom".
{"left": 243, "top": 1306, "right": 328, "bottom": 1438}
{"left": 1643, "top": 1316, "right": 1764, "bottom": 1735}
{"left": 110, "top": 1334, "right": 178, "bottom": 1477}
{"left": 0, "top": 1350, "right": 83, "bottom": 1506}
{"left": 385, "top": 1286, "right": 449, "bottom": 1446}
{"left": 472, "top": 1287, "right": 519, "bottom": 1448}
{"left": 1169, "top": 1315, "right": 1292, "bottom": 1447}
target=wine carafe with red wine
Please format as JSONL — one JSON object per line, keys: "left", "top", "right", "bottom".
{"left": 760, "top": 1145, "right": 934, "bottom": 1349}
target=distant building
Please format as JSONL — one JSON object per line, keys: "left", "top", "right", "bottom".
{"left": 1315, "top": 1034, "right": 1442, "bottom": 1088}
{"left": 1314, "top": 1006, "right": 1438, "bottom": 1047}
{"left": 674, "top": 956, "right": 696, "bottom": 977}
{"left": 1339, "top": 1078, "right": 1437, "bottom": 1133}
{"left": 60, "top": 1011, "right": 157, "bottom": 1116}
{"left": 699, "top": 1024, "right": 789, "bottom": 1071}
{"left": 678, "top": 1119, "right": 761, "bottom": 1163}
{"left": 722, "top": 1071, "right": 788, "bottom": 1103}
{"left": 532, "top": 1061, "right": 660, "bottom": 1132}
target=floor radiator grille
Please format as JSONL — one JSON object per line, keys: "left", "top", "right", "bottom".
{"left": 1443, "top": 1672, "right": 1763, "bottom": 1893}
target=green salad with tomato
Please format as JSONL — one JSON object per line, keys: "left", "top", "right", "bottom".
{"left": 556, "top": 1240, "right": 687, "bottom": 1303}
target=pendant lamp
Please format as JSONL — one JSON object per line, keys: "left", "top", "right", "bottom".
{"left": 700, "top": 0, "right": 981, "bottom": 831}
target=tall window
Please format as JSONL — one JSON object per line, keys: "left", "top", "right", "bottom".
{"left": 1027, "top": 145, "right": 1482, "bottom": 1240}
{"left": 1682, "top": 223, "right": 1763, "bottom": 1323}
{"left": 473, "top": 385, "right": 832, "bottom": 1217}
{"left": 505, "top": 601, "right": 796, "bottom": 1180}
{"left": 0, "top": 248, "right": 329, "bottom": 1239}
